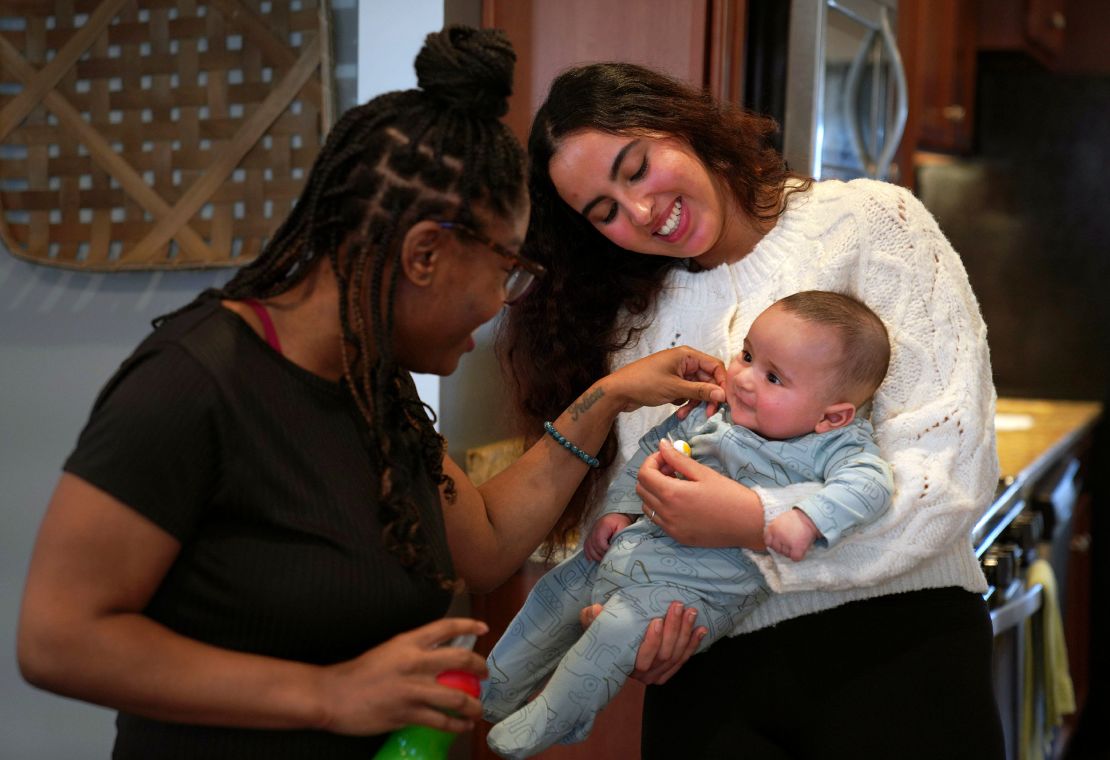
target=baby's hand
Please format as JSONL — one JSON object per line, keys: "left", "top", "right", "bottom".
{"left": 764, "top": 509, "right": 820, "bottom": 561}
{"left": 585, "top": 513, "right": 633, "bottom": 562}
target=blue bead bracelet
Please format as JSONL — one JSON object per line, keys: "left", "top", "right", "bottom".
{"left": 543, "top": 421, "right": 600, "bottom": 468}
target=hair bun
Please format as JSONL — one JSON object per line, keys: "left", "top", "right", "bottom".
{"left": 415, "top": 25, "right": 515, "bottom": 119}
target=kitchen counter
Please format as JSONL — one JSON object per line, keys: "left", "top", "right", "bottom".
{"left": 973, "top": 397, "right": 1103, "bottom": 555}
{"left": 995, "top": 397, "right": 1103, "bottom": 481}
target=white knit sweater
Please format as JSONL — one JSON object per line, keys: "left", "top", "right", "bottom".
{"left": 610, "top": 178, "right": 998, "bottom": 634}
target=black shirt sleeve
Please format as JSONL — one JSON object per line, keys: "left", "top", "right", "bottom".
{"left": 64, "top": 344, "right": 222, "bottom": 542}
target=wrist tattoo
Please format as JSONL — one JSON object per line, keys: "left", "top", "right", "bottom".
{"left": 569, "top": 387, "right": 605, "bottom": 421}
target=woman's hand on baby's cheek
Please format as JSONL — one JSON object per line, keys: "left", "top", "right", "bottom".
{"left": 609, "top": 346, "right": 725, "bottom": 414}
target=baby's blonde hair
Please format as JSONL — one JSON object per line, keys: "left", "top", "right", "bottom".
{"left": 775, "top": 291, "right": 891, "bottom": 405}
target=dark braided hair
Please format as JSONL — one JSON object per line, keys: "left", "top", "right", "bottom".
{"left": 167, "top": 26, "right": 526, "bottom": 587}
{"left": 498, "top": 62, "right": 813, "bottom": 551}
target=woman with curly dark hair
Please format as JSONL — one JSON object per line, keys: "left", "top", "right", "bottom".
{"left": 500, "top": 62, "right": 1005, "bottom": 757}
{"left": 15, "top": 31, "right": 723, "bottom": 759}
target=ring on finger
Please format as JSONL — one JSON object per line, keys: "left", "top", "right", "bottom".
{"left": 647, "top": 507, "right": 657, "bottom": 523}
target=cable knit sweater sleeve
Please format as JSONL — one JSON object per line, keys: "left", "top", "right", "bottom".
{"left": 612, "top": 179, "right": 997, "bottom": 606}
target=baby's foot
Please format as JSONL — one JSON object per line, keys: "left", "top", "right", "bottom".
{"left": 486, "top": 695, "right": 592, "bottom": 759}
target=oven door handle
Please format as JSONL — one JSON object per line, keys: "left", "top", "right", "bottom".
{"left": 990, "top": 583, "right": 1043, "bottom": 635}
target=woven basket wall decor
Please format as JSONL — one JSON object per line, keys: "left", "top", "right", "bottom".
{"left": 0, "top": 0, "right": 334, "bottom": 270}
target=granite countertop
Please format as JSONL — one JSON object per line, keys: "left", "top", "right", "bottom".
{"left": 995, "top": 397, "right": 1103, "bottom": 483}
{"left": 973, "top": 397, "right": 1103, "bottom": 554}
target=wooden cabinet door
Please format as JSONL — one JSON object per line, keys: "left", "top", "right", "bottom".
{"left": 977, "top": 0, "right": 1067, "bottom": 67}
{"left": 483, "top": 0, "right": 746, "bottom": 144}
{"left": 1025, "top": 0, "right": 1068, "bottom": 58}
{"left": 912, "top": 0, "right": 978, "bottom": 154}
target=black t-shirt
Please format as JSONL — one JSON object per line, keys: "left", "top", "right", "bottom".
{"left": 64, "top": 299, "right": 453, "bottom": 759}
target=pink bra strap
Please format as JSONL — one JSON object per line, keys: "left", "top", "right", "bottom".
{"left": 243, "top": 298, "right": 283, "bottom": 355}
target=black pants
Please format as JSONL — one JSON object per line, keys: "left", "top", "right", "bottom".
{"left": 641, "top": 587, "right": 1005, "bottom": 759}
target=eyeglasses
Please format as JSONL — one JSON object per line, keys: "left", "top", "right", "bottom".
{"left": 437, "top": 221, "right": 546, "bottom": 305}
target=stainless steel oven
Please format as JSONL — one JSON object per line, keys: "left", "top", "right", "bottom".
{"left": 979, "top": 496, "right": 1044, "bottom": 760}
{"left": 974, "top": 456, "right": 1084, "bottom": 760}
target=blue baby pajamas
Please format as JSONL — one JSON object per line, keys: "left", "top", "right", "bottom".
{"left": 482, "top": 404, "right": 893, "bottom": 758}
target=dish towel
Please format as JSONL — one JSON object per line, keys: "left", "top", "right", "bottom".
{"left": 1020, "top": 558, "right": 1076, "bottom": 760}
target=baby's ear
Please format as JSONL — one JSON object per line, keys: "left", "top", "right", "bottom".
{"left": 815, "top": 402, "right": 856, "bottom": 434}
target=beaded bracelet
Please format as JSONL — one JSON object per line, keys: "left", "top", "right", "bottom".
{"left": 543, "top": 421, "right": 601, "bottom": 469}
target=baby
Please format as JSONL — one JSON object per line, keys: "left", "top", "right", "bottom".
{"left": 482, "top": 291, "right": 894, "bottom": 758}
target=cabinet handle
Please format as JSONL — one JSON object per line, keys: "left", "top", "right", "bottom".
{"left": 1050, "top": 11, "right": 1066, "bottom": 30}
{"left": 942, "top": 105, "right": 967, "bottom": 122}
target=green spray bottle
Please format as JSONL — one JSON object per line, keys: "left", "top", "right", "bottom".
{"left": 371, "top": 635, "right": 480, "bottom": 760}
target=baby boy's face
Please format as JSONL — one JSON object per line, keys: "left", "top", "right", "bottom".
{"left": 725, "top": 305, "right": 843, "bottom": 440}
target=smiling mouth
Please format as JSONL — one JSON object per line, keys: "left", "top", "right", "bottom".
{"left": 654, "top": 197, "right": 682, "bottom": 237}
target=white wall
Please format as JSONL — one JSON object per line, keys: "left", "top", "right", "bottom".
{"left": 0, "top": 259, "right": 231, "bottom": 757}
{"left": 359, "top": 1, "right": 446, "bottom": 422}
{"left": 355, "top": 1, "right": 515, "bottom": 462}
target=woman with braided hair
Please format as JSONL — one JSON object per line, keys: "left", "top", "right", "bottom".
{"left": 16, "top": 28, "right": 721, "bottom": 759}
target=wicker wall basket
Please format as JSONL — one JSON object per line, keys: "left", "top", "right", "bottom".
{"left": 0, "top": 0, "right": 334, "bottom": 270}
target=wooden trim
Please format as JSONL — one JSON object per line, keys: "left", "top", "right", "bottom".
{"left": 707, "top": 0, "right": 747, "bottom": 102}
{"left": 481, "top": 0, "right": 498, "bottom": 29}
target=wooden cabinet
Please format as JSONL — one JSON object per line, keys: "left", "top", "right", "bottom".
{"left": 899, "top": 0, "right": 978, "bottom": 155}
{"left": 1024, "top": 0, "right": 1068, "bottom": 57}
{"left": 898, "top": 0, "right": 1090, "bottom": 163}
{"left": 1055, "top": 0, "right": 1110, "bottom": 74}
{"left": 977, "top": 0, "right": 1067, "bottom": 65}
{"left": 481, "top": 0, "right": 748, "bottom": 144}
